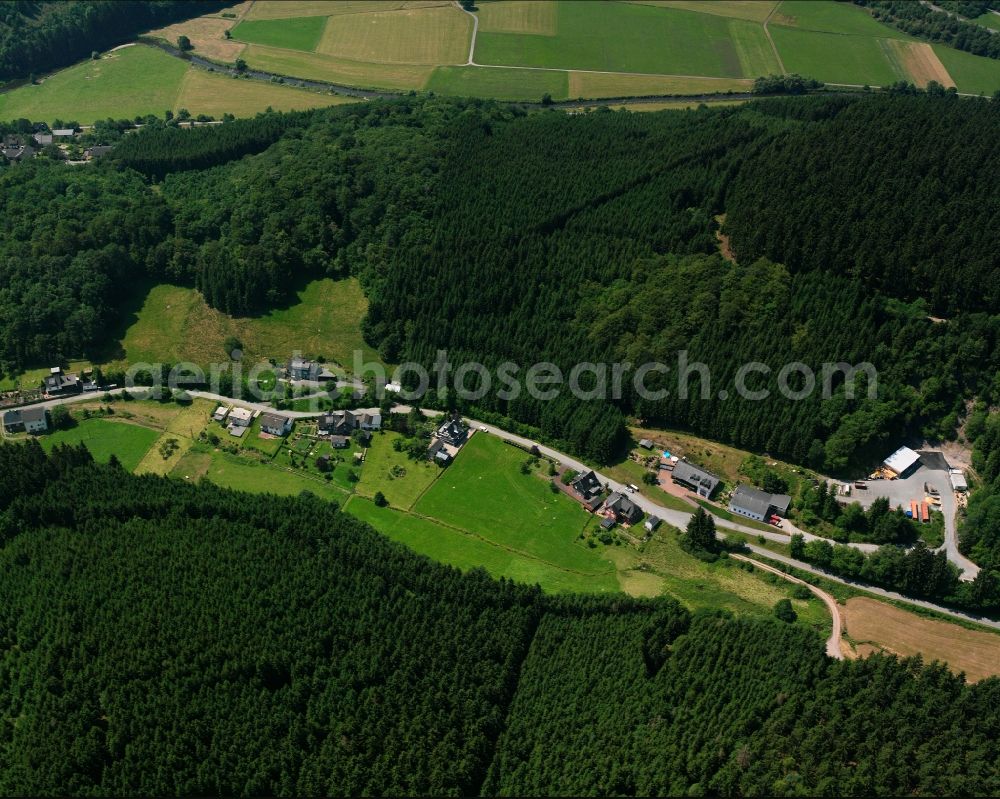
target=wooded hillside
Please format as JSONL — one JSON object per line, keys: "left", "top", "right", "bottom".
{"left": 2, "top": 445, "right": 1000, "bottom": 796}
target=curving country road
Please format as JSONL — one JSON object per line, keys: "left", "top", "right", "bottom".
{"left": 9, "top": 388, "right": 993, "bottom": 630}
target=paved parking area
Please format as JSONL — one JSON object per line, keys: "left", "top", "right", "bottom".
{"left": 850, "top": 461, "right": 949, "bottom": 513}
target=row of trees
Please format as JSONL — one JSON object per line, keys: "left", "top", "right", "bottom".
{"left": 4, "top": 445, "right": 1000, "bottom": 796}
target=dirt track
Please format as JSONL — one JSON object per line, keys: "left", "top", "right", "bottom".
{"left": 731, "top": 553, "right": 844, "bottom": 659}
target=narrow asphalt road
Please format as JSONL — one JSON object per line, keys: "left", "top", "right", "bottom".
{"left": 732, "top": 553, "right": 844, "bottom": 659}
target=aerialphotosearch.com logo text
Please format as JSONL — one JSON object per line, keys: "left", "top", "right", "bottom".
{"left": 352, "top": 350, "right": 877, "bottom": 403}
{"left": 123, "top": 350, "right": 877, "bottom": 405}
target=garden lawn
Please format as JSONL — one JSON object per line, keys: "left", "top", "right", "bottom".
{"left": 355, "top": 431, "right": 441, "bottom": 510}
{"left": 413, "top": 433, "right": 611, "bottom": 575}
{"left": 40, "top": 419, "right": 159, "bottom": 472}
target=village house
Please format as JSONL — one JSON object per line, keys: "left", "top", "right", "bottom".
{"left": 44, "top": 367, "right": 81, "bottom": 396}
{"left": 571, "top": 470, "right": 605, "bottom": 511}
{"left": 227, "top": 407, "right": 253, "bottom": 437}
{"left": 330, "top": 435, "right": 350, "bottom": 449}
{"left": 644, "top": 515, "right": 662, "bottom": 533}
{"left": 84, "top": 145, "right": 113, "bottom": 159}
{"left": 605, "top": 492, "right": 644, "bottom": 525}
{"left": 670, "top": 460, "right": 720, "bottom": 498}
{"left": 2, "top": 406, "right": 49, "bottom": 434}
{"left": 319, "top": 410, "right": 355, "bottom": 436}
{"left": 437, "top": 417, "right": 468, "bottom": 447}
{"left": 3, "top": 144, "right": 35, "bottom": 162}
{"left": 52, "top": 128, "right": 75, "bottom": 139}
{"left": 288, "top": 358, "right": 319, "bottom": 381}
{"left": 259, "top": 412, "right": 292, "bottom": 437}
{"left": 728, "top": 484, "right": 791, "bottom": 523}
{"left": 357, "top": 411, "right": 382, "bottom": 431}
{"left": 212, "top": 406, "right": 229, "bottom": 423}
{"left": 32, "top": 132, "right": 53, "bottom": 146}
{"left": 427, "top": 438, "right": 452, "bottom": 465}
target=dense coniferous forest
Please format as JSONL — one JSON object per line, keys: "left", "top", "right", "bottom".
{"left": 0, "top": 1, "right": 226, "bottom": 82}
{"left": 2, "top": 444, "right": 1000, "bottom": 796}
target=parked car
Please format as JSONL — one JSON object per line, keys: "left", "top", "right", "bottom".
{"left": 478, "top": 425, "right": 488, "bottom": 432}
{"left": 626, "top": 484, "right": 639, "bottom": 493}
{"left": 854, "top": 481, "right": 867, "bottom": 489}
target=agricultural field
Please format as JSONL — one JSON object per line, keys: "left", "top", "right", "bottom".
{"left": 973, "top": 11, "right": 1000, "bottom": 32}
{"left": 174, "top": 69, "right": 356, "bottom": 117}
{"left": 476, "top": 1, "right": 560, "bottom": 34}
{"left": 844, "top": 597, "right": 1000, "bottom": 681}
{"left": 316, "top": 5, "right": 472, "bottom": 65}
{"left": 111, "top": 277, "right": 378, "bottom": 373}
{"left": 932, "top": 45, "right": 1000, "bottom": 95}
{"left": 566, "top": 71, "right": 752, "bottom": 98}
{"left": 230, "top": 15, "right": 329, "bottom": 51}
{"left": 244, "top": 1, "right": 451, "bottom": 20}
{"left": 241, "top": 44, "right": 433, "bottom": 90}
{"left": 39, "top": 417, "right": 160, "bottom": 472}
{"left": 627, "top": 1, "right": 779, "bottom": 23}
{"left": 475, "top": 2, "right": 762, "bottom": 77}
{"left": 767, "top": 26, "right": 908, "bottom": 86}
{"left": 0, "top": 45, "right": 352, "bottom": 125}
{"left": 146, "top": 3, "right": 251, "bottom": 62}
{"left": 426, "top": 66, "right": 569, "bottom": 102}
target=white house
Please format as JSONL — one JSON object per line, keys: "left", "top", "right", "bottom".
{"left": 2, "top": 406, "right": 48, "bottom": 434}
{"left": 228, "top": 407, "right": 253, "bottom": 428}
{"left": 212, "top": 406, "right": 229, "bottom": 423}
{"left": 259, "top": 412, "right": 292, "bottom": 437}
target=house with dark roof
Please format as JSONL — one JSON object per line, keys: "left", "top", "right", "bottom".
{"left": 437, "top": 417, "right": 468, "bottom": 446}
{"left": 330, "top": 435, "right": 349, "bottom": 449}
{"left": 571, "top": 470, "right": 602, "bottom": 499}
{"left": 32, "top": 132, "right": 53, "bottom": 147}
{"left": 288, "top": 358, "right": 319, "bottom": 381}
{"left": 644, "top": 516, "right": 661, "bottom": 533}
{"left": 605, "top": 492, "right": 644, "bottom": 525}
{"left": 319, "top": 410, "right": 355, "bottom": 436}
{"left": 259, "top": 412, "right": 292, "bottom": 437}
{"left": 84, "top": 145, "right": 112, "bottom": 159}
{"left": 2, "top": 406, "right": 49, "bottom": 434}
{"left": 728, "top": 484, "right": 791, "bottom": 522}
{"left": 428, "top": 438, "right": 452, "bottom": 465}
{"left": 670, "top": 461, "right": 720, "bottom": 498}
{"left": 44, "top": 367, "right": 81, "bottom": 396}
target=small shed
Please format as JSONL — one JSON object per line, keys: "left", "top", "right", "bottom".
{"left": 639, "top": 439, "right": 654, "bottom": 450}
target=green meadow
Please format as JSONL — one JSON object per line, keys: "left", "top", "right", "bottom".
{"left": 230, "top": 15, "right": 328, "bottom": 51}
{"left": 40, "top": 418, "right": 160, "bottom": 472}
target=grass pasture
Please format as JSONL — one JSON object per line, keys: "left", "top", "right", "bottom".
{"left": 729, "top": 17, "right": 782, "bottom": 76}
{"left": 40, "top": 419, "right": 160, "bottom": 472}
{"left": 242, "top": 44, "right": 433, "bottom": 90}
{"left": 346, "top": 497, "right": 620, "bottom": 593}
{"left": 974, "top": 11, "right": 1000, "bottom": 32}
{"left": 174, "top": 69, "right": 357, "bottom": 116}
{"left": 844, "top": 597, "right": 1000, "bottom": 682}
{"left": 932, "top": 45, "right": 1000, "bottom": 95}
{"left": 115, "top": 277, "right": 377, "bottom": 371}
{"left": 768, "top": 24, "right": 905, "bottom": 86}
{"left": 231, "top": 15, "right": 329, "bottom": 51}
{"left": 770, "top": 0, "right": 909, "bottom": 38}
{"left": 0, "top": 45, "right": 187, "bottom": 124}
{"left": 413, "top": 434, "right": 612, "bottom": 575}
{"left": 427, "top": 65, "right": 567, "bottom": 101}
{"left": 317, "top": 5, "right": 472, "bottom": 64}
{"left": 199, "top": 449, "right": 347, "bottom": 502}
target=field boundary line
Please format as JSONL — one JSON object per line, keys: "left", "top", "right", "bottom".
{"left": 763, "top": 3, "right": 787, "bottom": 75}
